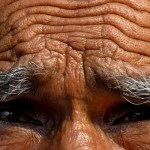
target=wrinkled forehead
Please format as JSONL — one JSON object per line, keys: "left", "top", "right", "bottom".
{"left": 0, "top": 0, "right": 150, "bottom": 97}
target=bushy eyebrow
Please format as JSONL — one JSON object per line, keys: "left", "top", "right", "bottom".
{"left": 107, "top": 74, "right": 150, "bottom": 105}
{"left": 92, "top": 68, "right": 150, "bottom": 105}
{"left": 0, "top": 63, "right": 42, "bottom": 101}
{"left": 0, "top": 63, "right": 150, "bottom": 105}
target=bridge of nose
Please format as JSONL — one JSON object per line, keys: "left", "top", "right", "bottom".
{"left": 46, "top": 99, "right": 120, "bottom": 150}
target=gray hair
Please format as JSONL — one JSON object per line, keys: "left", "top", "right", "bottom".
{"left": 0, "top": 63, "right": 42, "bottom": 101}
{"left": 0, "top": 63, "right": 150, "bottom": 105}
{"left": 108, "top": 74, "right": 150, "bottom": 105}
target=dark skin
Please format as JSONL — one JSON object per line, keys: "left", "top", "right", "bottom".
{"left": 0, "top": 0, "right": 150, "bottom": 149}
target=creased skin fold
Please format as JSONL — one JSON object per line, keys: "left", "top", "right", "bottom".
{"left": 0, "top": 0, "right": 150, "bottom": 93}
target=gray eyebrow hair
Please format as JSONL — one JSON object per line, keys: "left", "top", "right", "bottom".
{"left": 0, "top": 63, "right": 42, "bottom": 101}
{"left": 0, "top": 63, "right": 150, "bottom": 105}
{"left": 108, "top": 74, "right": 150, "bottom": 105}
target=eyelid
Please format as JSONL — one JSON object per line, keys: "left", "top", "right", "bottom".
{"left": 0, "top": 99, "right": 42, "bottom": 124}
{"left": 0, "top": 107, "right": 44, "bottom": 126}
{"left": 104, "top": 103, "right": 150, "bottom": 126}
{"left": 112, "top": 105, "right": 150, "bottom": 125}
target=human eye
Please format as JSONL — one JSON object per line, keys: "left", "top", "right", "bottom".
{"left": 104, "top": 103, "right": 150, "bottom": 149}
{"left": 0, "top": 99, "right": 44, "bottom": 126}
{"left": 0, "top": 109, "right": 42, "bottom": 126}
{"left": 0, "top": 99, "right": 51, "bottom": 149}
{"left": 110, "top": 105, "right": 150, "bottom": 125}
{"left": 105, "top": 103, "right": 150, "bottom": 126}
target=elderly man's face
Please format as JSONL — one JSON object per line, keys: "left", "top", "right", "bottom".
{"left": 0, "top": 0, "right": 150, "bottom": 149}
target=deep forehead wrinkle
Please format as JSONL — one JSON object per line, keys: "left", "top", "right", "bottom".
{"left": 0, "top": 0, "right": 150, "bottom": 103}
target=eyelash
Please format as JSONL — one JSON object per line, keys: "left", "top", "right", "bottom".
{"left": 0, "top": 99, "right": 46, "bottom": 126}
{"left": 0, "top": 109, "right": 43, "bottom": 126}
{"left": 112, "top": 106, "right": 150, "bottom": 125}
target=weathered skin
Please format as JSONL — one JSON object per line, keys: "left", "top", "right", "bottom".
{"left": 0, "top": 0, "right": 150, "bottom": 149}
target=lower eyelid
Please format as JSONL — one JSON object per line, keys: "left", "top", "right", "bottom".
{"left": 0, "top": 127, "right": 42, "bottom": 149}
{"left": 115, "top": 123, "right": 150, "bottom": 149}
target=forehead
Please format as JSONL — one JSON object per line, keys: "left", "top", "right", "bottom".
{"left": 0, "top": 0, "right": 150, "bottom": 98}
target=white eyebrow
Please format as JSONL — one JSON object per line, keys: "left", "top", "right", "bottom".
{"left": 0, "top": 62, "right": 149, "bottom": 105}
{"left": 0, "top": 63, "right": 42, "bottom": 101}
{"left": 108, "top": 74, "right": 150, "bottom": 105}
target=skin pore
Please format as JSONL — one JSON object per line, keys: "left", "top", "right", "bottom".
{"left": 0, "top": 0, "right": 150, "bottom": 149}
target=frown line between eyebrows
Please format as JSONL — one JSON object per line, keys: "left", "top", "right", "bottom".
{"left": 0, "top": 62, "right": 150, "bottom": 105}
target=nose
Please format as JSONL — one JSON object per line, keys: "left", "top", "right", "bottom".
{"left": 48, "top": 99, "right": 121, "bottom": 150}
